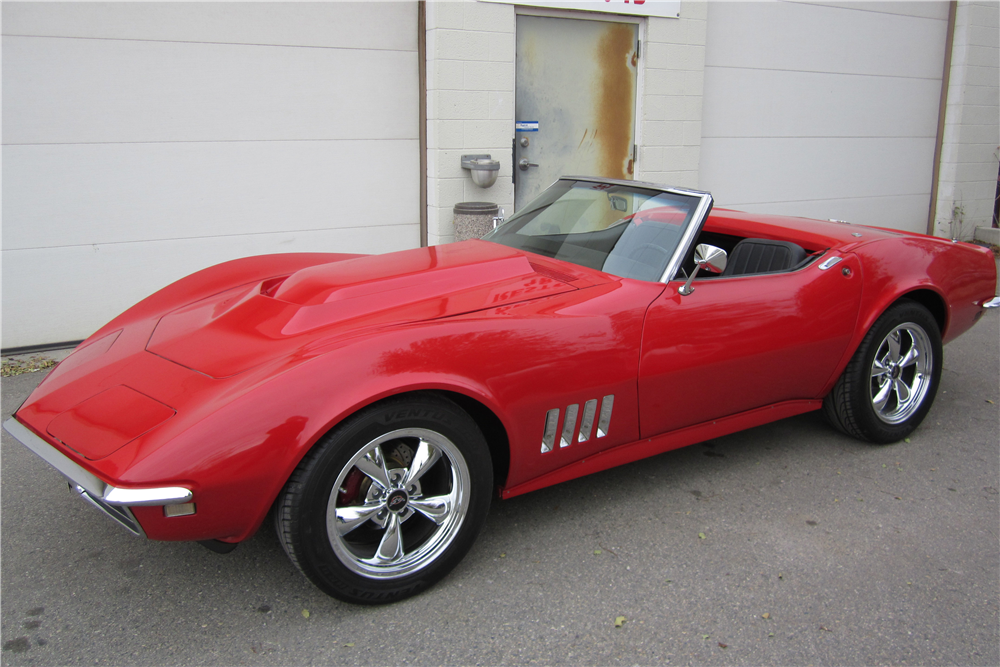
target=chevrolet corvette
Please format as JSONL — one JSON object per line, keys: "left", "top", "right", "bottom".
{"left": 5, "top": 177, "right": 997, "bottom": 603}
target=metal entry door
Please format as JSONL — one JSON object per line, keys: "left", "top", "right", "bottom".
{"left": 514, "top": 15, "right": 638, "bottom": 209}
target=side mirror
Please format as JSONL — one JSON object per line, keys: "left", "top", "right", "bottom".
{"left": 679, "top": 244, "right": 728, "bottom": 296}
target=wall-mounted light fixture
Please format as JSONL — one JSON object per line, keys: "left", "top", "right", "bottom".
{"left": 461, "top": 154, "right": 500, "bottom": 188}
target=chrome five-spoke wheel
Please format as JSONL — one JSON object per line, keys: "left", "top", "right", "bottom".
{"left": 275, "top": 395, "right": 492, "bottom": 604}
{"left": 328, "top": 428, "right": 470, "bottom": 578}
{"left": 824, "top": 300, "right": 942, "bottom": 444}
{"left": 868, "top": 323, "right": 933, "bottom": 424}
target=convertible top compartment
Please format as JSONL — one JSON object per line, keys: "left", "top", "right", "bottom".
{"left": 705, "top": 209, "right": 899, "bottom": 251}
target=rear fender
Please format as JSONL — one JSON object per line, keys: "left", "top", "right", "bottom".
{"left": 816, "top": 237, "right": 995, "bottom": 396}
{"left": 851, "top": 238, "right": 994, "bottom": 344}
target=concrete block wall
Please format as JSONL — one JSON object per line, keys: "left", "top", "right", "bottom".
{"left": 636, "top": 1, "right": 707, "bottom": 189}
{"left": 425, "top": 0, "right": 709, "bottom": 244}
{"left": 932, "top": 0, "right": 1000, "bottom": 239}
{"left": 425, "top": 0, "right": 516, "bottom": 246}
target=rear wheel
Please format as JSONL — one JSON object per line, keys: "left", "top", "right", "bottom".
{"left": 275, "top": 394, "right": 492, "bottom": 604}
{"left": 824, "top": 301, "right": 942, "bottom": 444}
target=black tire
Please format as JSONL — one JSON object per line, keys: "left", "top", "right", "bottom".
{"left": 275, "top": 394, "right": 493, "bottom": 604}
{"left": 824, "top": 300, "right": 942, "bottom": 444}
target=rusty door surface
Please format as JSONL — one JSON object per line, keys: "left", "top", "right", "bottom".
{"left": 514, "top": 15, "right": 638, "bottom": 210}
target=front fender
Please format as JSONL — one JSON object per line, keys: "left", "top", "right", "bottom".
{"left": 127, "top": 279, "right": 657, "bottom": 542}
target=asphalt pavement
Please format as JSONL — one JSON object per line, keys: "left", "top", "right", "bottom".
{"left": 2, "top": 311, "right": 997, "bottom": 666}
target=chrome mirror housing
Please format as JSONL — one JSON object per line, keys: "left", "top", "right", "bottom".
{"left": 679, "top": 244, "right": 727, "bottom": 296}
{"left": 694, "top": 243, "right": 728, "bottom": 273}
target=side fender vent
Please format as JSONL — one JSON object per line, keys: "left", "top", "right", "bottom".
{"left": 540, "top": 395, "right": 614, "bottom": 453}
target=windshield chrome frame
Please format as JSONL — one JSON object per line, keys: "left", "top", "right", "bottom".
{"left": 558, "top": 176, "right": 714, "bottom": 284}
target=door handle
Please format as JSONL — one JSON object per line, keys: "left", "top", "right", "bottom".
{"left": 518, "top": 159, "right": 539, "bottom": 171}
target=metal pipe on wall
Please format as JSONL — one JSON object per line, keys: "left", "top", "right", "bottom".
{"left": 418, "top": 1, "right": 428, "bottom": 247}
{"left": 927, "top": 1, "right": 958, "bottom": 236}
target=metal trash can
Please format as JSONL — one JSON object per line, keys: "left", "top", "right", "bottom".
{"left": 453, "top": 202, "right": 499, "bottom": 242}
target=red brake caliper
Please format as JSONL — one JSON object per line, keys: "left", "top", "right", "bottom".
{"left": 337, "top": 467, "right": 366, "bottom": 506}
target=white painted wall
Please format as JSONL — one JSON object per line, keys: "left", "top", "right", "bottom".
{"left": 2, "top": 2, "right": 421, "bottom": 348}
{"left": 636, "top": 1, "right": 707, "bottom": 188}
{"left": 932, "top": 0, "right": 1000, "bottom": 240}
{"left": 425, "top": 0, "right": 516, "bottom": 245}
{"left": 699, "top": 1, "right": 950, "bottom": 232}
{"left": 7, "top": 0, "right": 993, "bottom": 349}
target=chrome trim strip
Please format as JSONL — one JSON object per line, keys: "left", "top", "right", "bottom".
{"left": 563, "top": 175, "right": 711, "bottom": 198}
{"left": 578, "top": 399, "right": 597, "bottom": 442}
{"left": 3, "top": 417, "right": 192, "bottom": 506}
{"left": 658, "top": 192, "right": 714, "bottom": 283}
{"left": 983, "top": 297, "right": 1000, "bottom": 309}
{"left": 597, "top": 395, "right": 614, "bottom": 438}
{"left": 560, "top": 404, "right": 579, "bottom": 448}
{"left": 819, "top": 256, "right": 843, "bottom": 270}
{"left": 104, "top": 486, "right": 192, "bottom": 506}
{"left": 541, "top": 409, "right": 559, "bottom": 453}
{"left": 4, "top": 417, "right": 105, "bottom": 497}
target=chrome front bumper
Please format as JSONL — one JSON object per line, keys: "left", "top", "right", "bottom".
{"left": 983, "top": 297, "right": 1000, "bottom": 309}
{"left": 3, "top": 417, "right": 193, "bottom": 536}
{"left": 72, "top": 483, "right": 144, "bottom": 536}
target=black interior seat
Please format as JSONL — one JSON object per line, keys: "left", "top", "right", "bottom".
{"left": 721, "top": 238, "right": 808, "bottom": 276}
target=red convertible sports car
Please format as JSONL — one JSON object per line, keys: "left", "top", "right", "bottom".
{"left": 6, "top": 177, "right": 998, "bottom": 604}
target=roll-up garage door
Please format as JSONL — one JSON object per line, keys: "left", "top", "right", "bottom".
{"left": 700, "top": 1, "right": 948, "bottom": 233}
{"left": 2, "top": 2, "right": 420, "bottom": 348}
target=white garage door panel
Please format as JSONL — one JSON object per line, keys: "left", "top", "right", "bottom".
{"left": 701, "top": 2, "right": 948, "bottom": 236}
{"left": 727, "top": 194, "right": 932, "bottom": 233}
{"left": 3, "top": 3, "right": 420, "bottom": 348}
{"left": 705, "top": 2, "right": 946, "bottom": 79}
{"left": 4, "top": 140, "right": 420, "bottom": 249}
{"left": 2, "top": 224, "right": 420, "bottom": 348}
{"left": 3, "top": 1, "right": 417, "bottom": 51}
{"left": 4, "top": 36, "right": 417, "bottom": 145}
{"left": 700, "top": 137, "right": 936, "bottom": 204}
{"left": 702, "top": 68, "right": 941, "bottom": 138}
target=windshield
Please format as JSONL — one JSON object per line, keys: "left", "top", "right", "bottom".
{"left": 484, "top": 179, "right": 706, "bottom": 282}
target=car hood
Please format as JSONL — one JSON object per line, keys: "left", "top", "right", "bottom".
{"left": 146, "top": 240, "right": 610, "bottom": 378}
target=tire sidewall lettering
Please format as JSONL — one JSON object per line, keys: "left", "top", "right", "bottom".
{"left": 380, "top": 408, "right": 453, "bottom": 427}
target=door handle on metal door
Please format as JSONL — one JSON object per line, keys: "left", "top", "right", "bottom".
{"left": 518, "top": 159, "right": 539, "bottom": 171}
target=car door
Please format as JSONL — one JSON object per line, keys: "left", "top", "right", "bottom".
{"left": 637, "top": 254, "right": 863, "bottom": 438}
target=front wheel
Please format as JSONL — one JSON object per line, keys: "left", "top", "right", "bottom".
{"left": 824, "top": 300, "right": 942, "bottom": 444}
{"left": 275, "top": 394, "right": 493, "bottom": 604}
